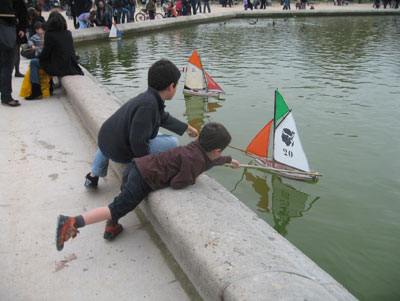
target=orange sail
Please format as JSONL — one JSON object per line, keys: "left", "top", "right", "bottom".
{"left": 205, "top": 71, "right": 224, "bottom": 92}
{"left": 246, "top": 119, "right": 273, "bottom": 158}
{"left": 188, "top": 50, "right": 203, "bottom": 69}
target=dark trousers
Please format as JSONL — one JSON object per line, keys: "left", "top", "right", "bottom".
{"left": 0, "top": 46, "right": 16, "bottom": 102}
{"left": 149, "top": 10, "right": 155, "bottom": 19}
{"left": 108, "top": 162, "right": 152, "bottom": 222}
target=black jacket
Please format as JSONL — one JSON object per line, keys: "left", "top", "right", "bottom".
{"left": 98, "top": 87, "right": 188, "bottom": 162}
{"left": 39, "top": 30, "right": 83, "bottom": 76}
{"left": 75, "top": 0, "right": 93, "bottom": 16}
{"left": 12, "top": 0, "right": 28, "bottom": 44}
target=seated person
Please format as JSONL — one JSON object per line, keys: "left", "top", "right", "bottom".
{"left": 24, "top": 11, "right": 83, "bottom": 100}
{"left": 27, "top": 22, "right": 44, "bottom": 58}
{"left": 94, "top": 0, "right": 113, "bottom": 29}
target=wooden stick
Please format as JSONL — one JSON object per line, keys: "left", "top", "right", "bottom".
{"left": 225, "top": 163, "right": 323, "bottom": 177}
{"left": 0, "top": 14, "right": 15, "bottom": 17}
{"left": 228, "top": 145, "right": 261, "bottom": 160}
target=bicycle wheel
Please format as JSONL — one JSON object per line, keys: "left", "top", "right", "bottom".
{"left": 135, "top": 12, "right": 146, "bottom": 22}
{"left": 155, "top": 13, "right": 165, "bottom": 19}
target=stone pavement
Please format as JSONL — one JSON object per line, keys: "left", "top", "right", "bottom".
{"left": 0, "top": 58, "right": 196, "bottom": 300}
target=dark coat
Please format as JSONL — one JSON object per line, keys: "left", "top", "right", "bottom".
{"left": 12, "top": 0, "right": 28, "bottom": 44}
{"left": 98, "top": 87, "right": 188, "bottom": 162}
{"left": 39, "top": 30, "right": 83, "bottom": 77}
{"left": 75, "top": 0, "right": 93, "bottom": 16}
{"left": 135, "top": 140, "right": 232, "bottom": 190}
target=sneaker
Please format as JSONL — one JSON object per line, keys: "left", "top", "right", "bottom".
{"left": 84, "top": 173, "right": 99, "bottom": 189}
{"left": 56, "top": 215, "right": 79, "bottom": 251}
{"left": 103, "top": 220, "right": 123, "bottom": 240}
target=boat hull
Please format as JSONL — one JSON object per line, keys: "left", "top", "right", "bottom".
{"left": 183, "top": 88, "right": 221, "bottom": 96}
{"left": 255, "top": 158, "right": 317, "bottom": 181}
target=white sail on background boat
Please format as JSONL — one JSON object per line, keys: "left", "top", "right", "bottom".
{"left": 245, "top": 90, "right": 319, "bottom": 181}
{"left": 109, "top": 21, "right": 122, "bottom": 40}
{"left": 183, "top": 50, "right": 224, "bottom": 96}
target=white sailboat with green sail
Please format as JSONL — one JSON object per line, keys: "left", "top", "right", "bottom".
{"left": 245, "top": 90, "right": 321, "bottom": 181}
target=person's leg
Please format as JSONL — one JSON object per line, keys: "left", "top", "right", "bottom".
{"left": 29, "top": 58, "right": 41, "bottom": 84}
{"left": 148, "top": 134, "right": 179, "bottom": 154}
{"left": 0, "top": 46, "right": 17, "bottom": 104}
{"left": 26, "top": 58, "right": 43, "bottom": 100}
{"left": 14, "top": 44, "right": 24, "bottom": 77}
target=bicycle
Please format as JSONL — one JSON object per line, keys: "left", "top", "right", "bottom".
{"left": 135, "top": 8, "right": 165, "bottom": 21}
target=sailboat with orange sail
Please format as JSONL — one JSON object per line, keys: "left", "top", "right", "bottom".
{"left": 244, "top": 90, "right": 321, "bottom": 181}
{"left": 183, "top": 50, "right": 224, "bottom": 96}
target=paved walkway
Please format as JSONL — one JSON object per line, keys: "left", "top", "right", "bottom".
{"left": 0, "top": 58, "right": 193, "bottom": 300}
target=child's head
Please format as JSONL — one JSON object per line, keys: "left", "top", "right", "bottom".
{"left": 198, "top": 122, "right": 231, "bottom": 154}
{"left": 34, "top": 22, "right": 44, "bottom": 34}
{"left": 148, "top": 59, "right": 181, "bottom": 91}
{"left": 90, "top": 10, "right": 96, "bottom": 20}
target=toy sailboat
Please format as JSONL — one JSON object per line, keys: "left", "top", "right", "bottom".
{"left": 183, "top": 50, "right": 224, "bottom": 96}
{"left": 109, "top": 21, "right": 122, "bottom": 40}
{"left": 245, "top": 90, "right": 321, "bottom": 181}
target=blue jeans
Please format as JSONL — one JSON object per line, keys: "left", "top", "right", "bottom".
{"left": 116, "top": 7, "right": 130, "bottom": 23}
{"left": 29, "top": 58, "right": 41, "bottom": 85}
{"left": 91, "top": 134, "right": 179, "bottom": 177}
{"left": 0, "top": 46, "right": 16, "bottom": 102}
{"left": 203, "top": 1, "right": 210, "bottom": 12}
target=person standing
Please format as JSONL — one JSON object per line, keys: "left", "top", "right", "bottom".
{"left": 146, "top": 0, "right": 156, "bottom": 19}
{"left": 203, "top": 0, "right": 211, "bottom": 13}
{"left": 13, "top": 0, "right": 28, "bottom": 78}
{"left": 0, "top": 0, "right": 25, "bottom": 107}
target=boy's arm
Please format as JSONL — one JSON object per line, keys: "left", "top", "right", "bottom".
{"left": 160, "top": 111, "right": 188, "bottom": 136}
{"left": 212, "top": 155, "right": 232, "bottom": 166}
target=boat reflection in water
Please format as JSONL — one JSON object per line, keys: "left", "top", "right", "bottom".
{"left": 233, "top": 169, "right": 319, "bottom": 237}
{"left": 183, "top": 93, "right": 224, "bottom": 132}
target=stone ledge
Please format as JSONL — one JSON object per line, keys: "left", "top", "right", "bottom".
{"left": 60, "top": 66, "right": 356, "bottom": 300}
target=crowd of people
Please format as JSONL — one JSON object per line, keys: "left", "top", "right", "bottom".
{"left": 0, "top": 0, "right": 83, "bottom": 107}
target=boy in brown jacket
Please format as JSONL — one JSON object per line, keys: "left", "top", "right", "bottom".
{"left": 56, "top": 122, "right": 240, "bottom": 251}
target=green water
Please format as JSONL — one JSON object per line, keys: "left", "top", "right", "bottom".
{"left": 76, "top": 16, "right": 400, "bottom": 300}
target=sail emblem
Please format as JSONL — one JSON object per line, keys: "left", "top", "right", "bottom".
{"left": 281, "top": 128, "right": 295, "bottom": 147}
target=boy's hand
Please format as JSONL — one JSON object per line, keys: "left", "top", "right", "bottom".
{"left": 230, "top": 159, "right": 240, "bottom": 169}
{"left": 186, "top": 125, "right": 199, "bottom": 138}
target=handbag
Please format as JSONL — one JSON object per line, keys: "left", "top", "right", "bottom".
{"left": 0, "top": 20, "right": 16, "bottom": 49}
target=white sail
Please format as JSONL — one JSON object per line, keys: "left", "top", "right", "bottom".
{"left": 273, "top": 112, "right": 310, "bottom": 172}
{"left": 184, "top": 62, "right": 206, "bottom": 90}
{"left": 109, "top": 24, "right": 117, "bottom": 38}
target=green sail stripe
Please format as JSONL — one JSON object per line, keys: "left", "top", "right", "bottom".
{"left": 275, "top": 90, "right": 289, "bottom": 125}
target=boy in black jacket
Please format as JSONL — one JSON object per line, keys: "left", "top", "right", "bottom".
{"left": 56, "top": 122, "right": 240, "bottom": 250}
{"left": 85, "top": 59, "right": 199, "bottom": 188}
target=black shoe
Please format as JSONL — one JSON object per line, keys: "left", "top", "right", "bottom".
{"left": 49, "top": 78, "right": 54, "bottom": 95}
{"left": 1, "top": 99, "right": 21, "bottom": 107}
{"left": 25, "top": 83, "right": 42, "bottom": 100}
{"left": 15, "top": 72, "right": 25, "bottom": 78}
{"left": 84, "top": 173, "right": 99, "bottom": 189}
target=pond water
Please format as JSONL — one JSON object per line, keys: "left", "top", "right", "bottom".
{"left": 76, "top": 16, "right": 400, "bottom": 300}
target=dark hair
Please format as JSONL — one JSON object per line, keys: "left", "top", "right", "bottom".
{"left": 34, "top": 21, "right": 43, "bottom": 31}
{"left": 27, "top": 7, "right": 39, "bottom": 19}
{"left": 198, "top": 122, "right": 231, "bottom": 152}
{"left": 46, "top": 11, "right": 67, "bottom": 32}
{"left": 148, "top": 59, "right": 181, "bottom": 91}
